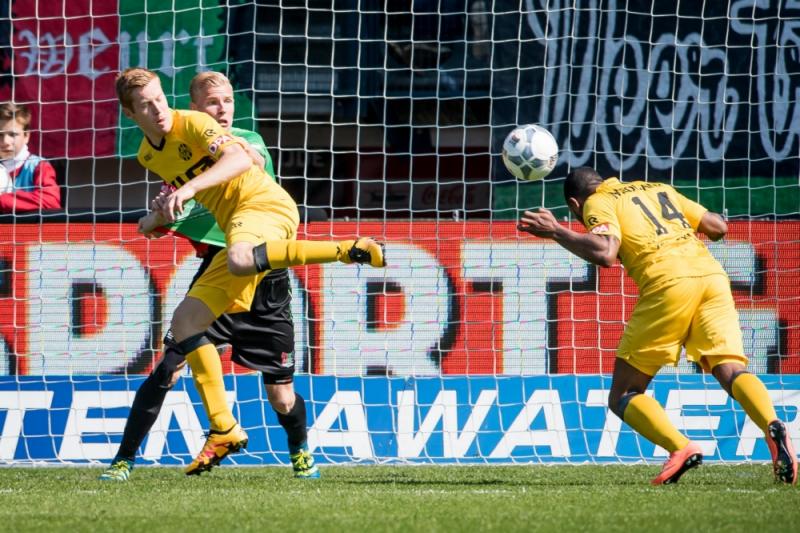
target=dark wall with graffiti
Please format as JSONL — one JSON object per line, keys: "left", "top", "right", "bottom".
{"left": 242, "top": 0, "right": 799, "bottom": 187}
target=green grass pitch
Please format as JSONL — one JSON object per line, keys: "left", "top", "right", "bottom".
{"left": 1, "top": 464, "right": 798, "bottom": 532}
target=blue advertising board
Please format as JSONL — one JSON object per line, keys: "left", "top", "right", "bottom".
{"left": 0, "top": 375, "right": 796, "bottom": 465}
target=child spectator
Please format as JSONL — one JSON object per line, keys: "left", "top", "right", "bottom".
{"left": 0, "top": 103, "right": 61, "bottom": 213}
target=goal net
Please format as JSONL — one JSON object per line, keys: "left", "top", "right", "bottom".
{"left": 0, "top": 0, "right": 798, "bottom": 466}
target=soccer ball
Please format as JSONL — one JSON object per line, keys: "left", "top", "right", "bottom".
{"left": 501, "top": 124, "right": 559, "bottom": 181}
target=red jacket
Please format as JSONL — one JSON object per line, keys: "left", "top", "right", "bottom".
{"left": 0, "top": 156, "right": 61, "bottom": 213}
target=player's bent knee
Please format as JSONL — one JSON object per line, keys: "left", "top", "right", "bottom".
{"left": 270, "top": 398, "right": 294, "bottom": 415}
{"left": 717, "top": 364, "right": 750, "bottom": 396}
{"left": 268, "top": 390, "right": 296, "bottom": 414}
{"left": 171, "top": 300, "right": 215, "bottom": 340}
{"left": 729, "top": 368, "right": 749, "bottom": 383}
{"left": 171, "top": 315, "right": 208, "bottom": 341}
{"left": 607, "top": 391, "right": 620, "bottom": 416}
{"left": 227, "top": 256, "right": 250, "bottom": 276}
{"left": 267, "top": 383, "right": 296, "bottom": 414}
{"left": 227, "top": 243, "right": 256, "bottom": 276}
{"left": 610, "top": 390, "right": 639, "bottom": 419}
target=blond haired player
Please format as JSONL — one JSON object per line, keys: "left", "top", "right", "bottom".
{"left": 114, "top": 67, "right": 385, "bottom": 475}
{"left": 518, "top": 166, "right": 796, "bottom": 485}
{"left": 101, "top": 72, "right": 321, "bottom": 481}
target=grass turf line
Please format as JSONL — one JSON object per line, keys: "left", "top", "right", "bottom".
{"left": 0, "top": 465, "right": 798, "bottom": 532}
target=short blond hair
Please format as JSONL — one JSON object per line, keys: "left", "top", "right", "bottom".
{"left": 116, "top": 68, "right": 159, "bottom": 110}
{"left": 0, "top": 102, "right": 32, "bottom": 129}
{"left": 189, "top": 71, "right": 232, "bottom": 103}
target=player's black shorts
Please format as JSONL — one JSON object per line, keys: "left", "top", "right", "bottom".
{"left": 191, "top": 246, "right": 296, "bottom": 384}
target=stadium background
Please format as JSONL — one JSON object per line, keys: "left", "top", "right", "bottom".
{"left": 0, "top": 0, "right": 798, "bottom": 466}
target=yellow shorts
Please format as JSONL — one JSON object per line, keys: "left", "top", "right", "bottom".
{"left": 617, "top": 273, "right": 746, "bottom": 376}
{"left": 226, "top": 199, "right": 299, "bottom": 247}
{"left": 188, "top": 204, "right": 299, "bottom": 316}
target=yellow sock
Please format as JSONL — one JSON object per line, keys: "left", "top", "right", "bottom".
{"left": 731, "top": 373, "right": 777, "bottom": 434}
{"left": 623, "top": 394, "right": 690, "bottom": 453}
{"left": 186, "top": 343, "right": 236, "bottom": 432}
{"left": 266, "top": 240, "right": 346, "bottom": 268}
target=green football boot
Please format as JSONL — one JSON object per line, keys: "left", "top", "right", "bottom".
{"left": 289, "top": 443, "right": 320, "bottom": 479}
{"left": 98, "top": 458, "right": 134, "bottom": 482}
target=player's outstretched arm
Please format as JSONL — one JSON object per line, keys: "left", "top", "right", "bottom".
{"left": 161, "top": 143, "right": 251, "bottom": 222}
{"left": 190, "top": 142, "right": 252, "bottom": 192}
{"left": 697, "top": 211, "right": 727, "bottom": 241}
{"left": 554, "top": 231, "right": 619, "bottom": 267}
{"left": 518, "top": 208, "right": 620, "bottom": 267}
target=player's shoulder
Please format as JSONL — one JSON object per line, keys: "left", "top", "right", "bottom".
{"left": 585, "top": 179, "right": 620, "bottom": 206}
{"left": 595, "top": 177, "right": 677, "bottom": 199}
{"left": 172, "top": 110, "right": 228, "bottom": 147}
{"left": 230, "top": 127, "right": 265, "bottom": 147}
{"left": 640, "top": 179, "right": 674, "bottom": 191}
{"left": 176, "top": 109, "right": 216, "bottom": 128}
{"left": 593, "top": 177, "right": 626, "bottom": 197}
{"left": 229, "top": 126, "right": 256, "bottom": 137}
{"left": 582, "top": 190, "right": 618, "bottom": 230}
{"left": 176, "top": 109, "right": 206, "bottom": 120}
{"left": 638, "top": 179, "right": 684, "bottom": 201}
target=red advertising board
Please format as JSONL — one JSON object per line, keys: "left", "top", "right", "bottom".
{"left": 0, "top": 221, "right": 797, "bottom": 375}
{"left": 5, "top": 1, "right": 119, "bottom": 158}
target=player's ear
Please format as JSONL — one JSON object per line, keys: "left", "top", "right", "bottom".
{"left": 121, "top": 106, "right": 133, "bottom": 119}
{"left": 189, "top": 102, "right": 198, "bottom": 110}
{"left": 567, "top": 197, "right": 581, "bottom": 219}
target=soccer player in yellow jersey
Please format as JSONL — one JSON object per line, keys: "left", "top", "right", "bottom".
{"left": 518, "top": 166, "right": 797, "bottom": 486}
{"left": 115, "top": 67, "right": 385, "bottom": 475}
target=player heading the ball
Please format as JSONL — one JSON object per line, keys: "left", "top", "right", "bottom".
{"left": 519, "top": 166, "right": 797, "bottom": 486}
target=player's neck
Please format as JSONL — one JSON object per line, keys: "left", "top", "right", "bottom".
{"left": 144, "top": 132, "right": 165, "bottom": 148}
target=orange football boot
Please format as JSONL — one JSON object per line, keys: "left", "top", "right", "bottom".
{"left": 651, "top": 441, "right": 703, "bottom": 485}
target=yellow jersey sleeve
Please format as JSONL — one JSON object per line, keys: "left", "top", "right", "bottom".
{"left": 674, "top": 190, "right": 708, "bottom": 230}
{"left": 182, "top": 112, "right": 240, "bottom": 161}
{"left": 582, "top": 193, "right": 622, "bottom": 242}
